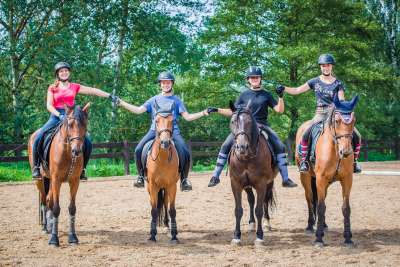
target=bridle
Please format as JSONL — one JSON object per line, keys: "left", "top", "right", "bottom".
{"left": 232, "top": 109, "right": 259, "bottom": 160}
{"left": 63, "top": 116, "right": 84, "bottom": 145}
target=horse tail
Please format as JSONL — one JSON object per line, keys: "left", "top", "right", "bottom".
{"left": 311, "top": 176, "right": 318, "bottom": 219}
{"left": 157, "top": 189, "right": 165, "bottom": 227}
{"left": 264, "top": 180, "right": 276, "bottom": 220}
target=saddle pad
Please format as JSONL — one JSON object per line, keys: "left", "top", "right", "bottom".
{"left": 297, "top": 122, "right": 324, "bottom": 163}
{"left": 39, "top": 123, "right": 62, "bottom": 171}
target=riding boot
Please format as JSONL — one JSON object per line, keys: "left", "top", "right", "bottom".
{"left": 180, "top": 177, "right": 192, "bottom": 192}
{"left": 80, "top": 169, "right": 87, "bottom": 181}
{"left": 353, "top": 161, "right": 362, "bottom": 173}
{"left": 277, "top": 153, "right": 297, "bottom": 188}
{"left": 134, "top": 176, "right": 145, "bottom": 188}
{"left": 208, "top": 176, "right": 220, "bottom": 187}
{"left": 31, "top": 152, "right": 41, "bottom": 180}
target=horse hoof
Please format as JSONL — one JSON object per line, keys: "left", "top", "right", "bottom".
{"left": 48, "top": 234, "right": 59, "bottom": 247}
{"left": 313, "top": 241, "right": 325, "bottom": 248}
{"left": 231, "top": 239, "right": 241, "bottom": 246}
{"left": 170, "top": 239, "right": 179, "bottom": 245}
{"left": 254, "top": 238, "right": 264, "bottom": 247}
{"left": 68, "top": 233, "right": 79, "bottom": 244}
{"left": 249, "top": 222, "right": 256, "bottom": 232}
{"left": 305, "top": 228, "right": 314, "bottom": 235}
{"left": 344, "top": 241, "right": 355, "bottom": 248}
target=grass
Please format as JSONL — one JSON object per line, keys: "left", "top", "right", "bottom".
{"left": 1, "top": 151, "right": 397, "bottom": 182}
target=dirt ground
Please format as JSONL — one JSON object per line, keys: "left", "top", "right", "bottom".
{"left": 1, "top": 161, "right": 399, "bottom": 267}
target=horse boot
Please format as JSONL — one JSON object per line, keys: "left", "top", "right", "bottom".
{"left": 208, "top": 176, "right": 220, "bottom": 187}
{"left": 134, "top": 175, "right": 145, "bottom": 188}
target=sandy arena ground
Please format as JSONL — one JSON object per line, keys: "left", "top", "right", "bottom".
{"left": 1, "top": 161, "right": 399, "bottom": 266}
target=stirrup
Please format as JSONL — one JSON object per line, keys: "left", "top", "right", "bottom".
{"left": 299, "top": 161, "right": 309, "bottom": 173}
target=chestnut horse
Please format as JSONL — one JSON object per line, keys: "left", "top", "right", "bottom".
{"left": 228, "top": 101, "right": 277, "bottom": 246}
{"left": 146, "top": 111, "right": 180, "bottom": 244}
{"left": 28, "top": 104, "right": 89, "bottom": 247}
{"left": 295, "top": 95, "right": 359, "bottom": 247}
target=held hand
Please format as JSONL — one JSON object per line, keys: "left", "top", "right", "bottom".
{"left": 275, "top": 85, "right": 285, "bottom": 98}
{"left": 109, "top": 94, "right": 121, "bottom": 105}
{"left": 207, "top": 107, "right": 218, "bottom": 114}
{"left": 58, "top": 114, "right": 65, "bottom": 121}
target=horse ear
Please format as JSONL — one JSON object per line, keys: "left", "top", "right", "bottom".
{"left": 82, "top": 102, "right": 91, "bottom": 113}
{"left": 349, "top": 95, "right": 359, "bottom": 110}
{"left": 229, "top": 100, "right": 236, "bottom": 112}
{"left": 333, "top": 93, "right": 341, "bottom": 108}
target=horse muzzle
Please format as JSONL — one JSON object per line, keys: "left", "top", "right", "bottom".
{"left": 71, "top": 147, "right": 82, "bottom": 157}
{"left": 235, "top": 143, "right": 249, "bottom": 155}
{"left": 339, "top": 148, "right": 353, "bottom": 159}
{"left": 160, "top": 140, "right": 171, "bottom": 150}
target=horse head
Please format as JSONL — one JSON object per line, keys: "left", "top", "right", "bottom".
{"left": 331, "top": 94, "right": 359, "bottom": 159}
{"left": 230, "top": 100, "right": 258, "bottom": 157}
{"left": 63, "top": 103, "right": 90, "bottom": 157}
{"left": 154, "top": 100, "right": 174, "bottom": 150}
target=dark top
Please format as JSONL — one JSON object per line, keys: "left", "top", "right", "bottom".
{"left": 307, "top": 77, "right": 345, "bottom": 107}
{"left": 235, "top": 86, "right": 277, "bottom": 126}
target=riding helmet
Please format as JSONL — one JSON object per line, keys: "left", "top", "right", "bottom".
{"left": 157, "top": 71, "right": 175, "bottom": 82}
{"left": 246, "top": 66, "right": 263, "bottom": 78}
{"left": 318, "top": 54, "right": 335, "bottom": 65}
{"left": 54, "top": 62, "right": 71, "bottom": 75}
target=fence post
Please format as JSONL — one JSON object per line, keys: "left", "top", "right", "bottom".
{"left": 123, "top": 140, "right": 130, "bottom": 175}
{"left": 187, "top": 140, "right": 193, "bottom": 171}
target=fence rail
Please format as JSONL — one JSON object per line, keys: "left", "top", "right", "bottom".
{"left": 0, "top": 140, "right": 396, "bottom": 175}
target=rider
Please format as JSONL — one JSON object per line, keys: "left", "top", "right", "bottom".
{"left": 207, "top": 66, "right": 298, "bottom": 188}
{"left": 117, "top": 71, "right": 210, "bottom": 192}
{"left": 276, "top": 54, "right": 362, "bottom": 173}
{"left": 31, "top": 62, "right": 115, "bottom": 180}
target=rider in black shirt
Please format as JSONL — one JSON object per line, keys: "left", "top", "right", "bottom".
{"left": 207, "top": 66, "right": 297, "bottom": 188}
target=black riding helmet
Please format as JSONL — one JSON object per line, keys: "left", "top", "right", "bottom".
{"left": 157, "top": 71, "right": 175, "bottom": 82}
{"left": 318, "top": 54, "right": 335, "bottom": 65}
{"left": 246, "top": 66, "right": 262, "bottom": 78}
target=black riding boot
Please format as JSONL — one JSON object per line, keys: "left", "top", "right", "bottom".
{"left": 353, "top": 161, "right": 362, "bottom": 173}
{"left": 299, "top": 160, "right": 310, "bottom": 173}
{"left": 208, "top": 176, "right": 220, "bottom": 187}
{"left": 31, "top": 151, "right": 41, "bottom": 180}
{"left": 180, "top": 177, "right": 192, "bottom": 192}
{"left": 80, "top": 169, "right": 87, "bottom": 181}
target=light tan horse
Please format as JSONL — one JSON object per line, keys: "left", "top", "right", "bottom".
{"left": 28, "top": 104, "right": 89, "bottom": 247}
{"left": 146, "top": 112, "right": 180, "bottom": 243}
{"left": 296, "top": 96, "right": 358, "bottom": 247}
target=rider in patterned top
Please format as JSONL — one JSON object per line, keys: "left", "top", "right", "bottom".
{"left": 276, "top": 54, "right": 362, "bottom": 173}
{"left": 31, "top": 62, "right": 115, "bottom": 180}
{"left": 207, "top": 66, "right": 298, "bottom": 188}
{"left": 117, "top": 71, "right": 210, "bottom": 192}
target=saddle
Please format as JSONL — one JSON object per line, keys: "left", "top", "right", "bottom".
{"left": 297, "top": 121, "right": 324, "bottom": 164}
{"left": 38, "top": 122, "right": 63, "bottom": 171}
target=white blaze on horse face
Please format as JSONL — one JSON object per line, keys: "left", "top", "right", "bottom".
{"left": 334, "top": 113, "right": 354, "bottom": 158}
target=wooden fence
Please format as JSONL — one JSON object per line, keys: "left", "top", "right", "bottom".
{"left": 0, "top": 140, "right": 397, "bottom": 175}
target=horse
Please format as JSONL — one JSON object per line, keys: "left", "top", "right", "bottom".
{"left": 28, "top": 104, "right": 90, "bottom": 247}
{"left": 295, "top": 95, "right": 359, "bottom": 247}
{"left": 228, "top": 101, "right": 277, "bottom": 246}
{"left": 146, "top": 109, "right": 180, "bottom": 244}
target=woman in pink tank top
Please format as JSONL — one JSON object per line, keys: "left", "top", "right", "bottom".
{"left": 31, "top": 62, "right": 115, "bottom": 180}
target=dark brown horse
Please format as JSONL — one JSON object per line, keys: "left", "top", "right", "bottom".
{"left": 146, "top": 111, "right": 180, "bottom": 244}
{"left": 295, "top": 95, "right": 359, "bottom": 247}
{"left": 228, "top": 101, "right": 277, "bottom": 246}
{"left": 28, "top": 104, "right": 89, "bottom": 247}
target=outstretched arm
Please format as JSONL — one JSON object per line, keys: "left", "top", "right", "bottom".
{"left": 279, "top": 83, "right": 310, "bottom": 95}
{"left": 118, "top": 99, "right": 147, "bottom": 114}
{"left": 181, "top": 109, "right": 209, "bottom": 121}
{"left": 216, "top": 108, "right": 233, "bottom": 117}
{"left": 79, "top": 85, "right": 111, "bottom": 98}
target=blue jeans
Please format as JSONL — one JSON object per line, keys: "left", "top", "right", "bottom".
{"left": 135, "top": 130, "right": 190, "bottom": 179}
{"left": 32, "top": 109, "right": 92, "bottom": 169}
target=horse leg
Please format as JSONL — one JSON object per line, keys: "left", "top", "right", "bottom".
{"left": 254, "top": 186, "right": 266, "bottom": 246}
{"left": 167, "top": 185, "right": 178, "bottom": 244}
{"left": 245, "top": 187, "right": 256, "bottom": 231}
{"left": 49, "top": 180, "right": 61, "bottom": 247}
{"left": 46, "top": 183, "right": 54, "bottom": 234}
{"left": 341, "top": 178, "right": 354, "bottom": 247}
{"left": 314, "top": 178, "right": 328, "bottom": 247}
{"left": 300, "top": 173, "right": 315, "bottom": 234}
{"left": 68, "top": 179, "right": 80, "bottom": 244}
{"left": 231, "top": 183, "right": 243, "bottom": 246}
{"left": 148, "top": 185, "right": 159, "bottom": 242}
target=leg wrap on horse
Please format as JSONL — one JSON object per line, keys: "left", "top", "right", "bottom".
{"left": 212, "top": 134, "right": 234, "bottom": 178}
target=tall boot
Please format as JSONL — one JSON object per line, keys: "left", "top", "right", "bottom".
{"left": 277, "top": 153, "right": 297, "bottom": 188}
